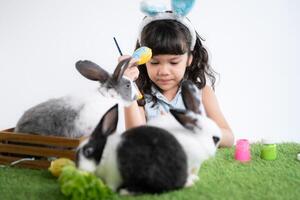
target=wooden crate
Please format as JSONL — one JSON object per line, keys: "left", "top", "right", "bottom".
{"left": 0, "top": 128, "right": 86, "bottom": 169}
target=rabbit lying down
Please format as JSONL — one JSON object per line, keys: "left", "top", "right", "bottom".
{"left": 15, "top": 58, "right": 139, "bottom": 138}
{"left": 146, "top": 80, "right": 222, "bottom": 187}
{"left": 76, "top": 80, "right": 222, "bottom": 194}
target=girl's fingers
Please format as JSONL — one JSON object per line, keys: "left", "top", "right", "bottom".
{"left": 124, "top": 66, "right": 139, "bottom": 81}
{"left": 118, "top": 56, "right": 139, "bottom": 68}
{"left": 119, "top": 56, "right": 140, "bottom": 80}
{"left": 128, "top": 58, "right": 139, "bottom": 68}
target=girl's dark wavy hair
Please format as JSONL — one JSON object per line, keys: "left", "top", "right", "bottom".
{"left": 135, "top": 19, "right": 217, "bottom": 106}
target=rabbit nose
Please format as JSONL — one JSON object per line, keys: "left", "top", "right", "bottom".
{"left": 213, "top": 136, "right": 220, "bottom": 145}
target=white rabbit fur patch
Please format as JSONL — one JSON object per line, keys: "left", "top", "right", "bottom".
{"left": 67, "top": 89, "right": 126, "bottom": 137}
{"left": 95, "top": 134, "right": 123, "bottom": 191}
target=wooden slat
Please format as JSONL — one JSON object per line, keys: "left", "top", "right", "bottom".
{"left": 0, "top": 143, "right": 76, "bottom": 160}
{"left": 0, "top": 155, "right": 50, "bottom": 169}
{"left": 0, "top": 128, "right": 86, "bottom": 148}
{"left": 0, "top": 132, "right": 80, "bottom": 147}
{"left": 3, "top": 128, "right": 14, "bottom": 132}
{"left": 0, "top": 128, "right": 84, "bottom": 169}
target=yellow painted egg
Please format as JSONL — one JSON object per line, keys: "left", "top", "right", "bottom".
{"left": 132, "top": 46, "right": 152, "bottom": 65}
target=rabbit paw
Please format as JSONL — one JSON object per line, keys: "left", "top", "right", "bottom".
{"left": 184, "top": 174, "right": 199, "bottom": 187}
{"left": 119, "top": 189, "right": 135, "bottom": 196}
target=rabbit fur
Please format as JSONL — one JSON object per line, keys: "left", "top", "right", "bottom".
{"left": 15, "top": 58, "right": 139, "bottom": 138}
{"left": 76, "top": 80, "right": 222, "bottom": 194}
{"left": 76, "top": 104, "right": 188, "bottom": 194}
{"left": 146, "top": 80, "right": 222, "bottom": 186}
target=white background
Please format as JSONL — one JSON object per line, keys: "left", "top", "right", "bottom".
{"left": 0, "top": 0, "right": 299, "bottom": 143}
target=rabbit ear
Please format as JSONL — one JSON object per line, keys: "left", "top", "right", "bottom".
{"left": 112, "top": 57, "right": 132, "bottom": 82}
{"left": 181, "top": 80, "right": 201, "bottom": 114}
{"left": 170, "top": 109, "right": 197, "bottom": 131}
{"left": 171, "top": 0, "right": 196, "bottom": 17}
{"left": 76, "top": 60, "right": 110, "bottom": 83}
{"left": 91, "top": 104, "right": 118, "bottom": 139}
{"left": 141, "top": 0, "right": 167, "bottom": 16}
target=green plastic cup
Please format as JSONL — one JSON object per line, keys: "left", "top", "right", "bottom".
{"left": 261, "top": 144, "right": 277, "bottom": 160}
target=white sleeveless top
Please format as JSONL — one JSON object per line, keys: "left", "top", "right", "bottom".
{"left": 144, "top": 85, "right": 206, "bottom": 121}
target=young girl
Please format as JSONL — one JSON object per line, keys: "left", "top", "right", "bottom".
{"left": 121, "top": 11, "right": 234, "bottom": 147}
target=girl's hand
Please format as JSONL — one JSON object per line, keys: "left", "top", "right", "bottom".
{"left": 118, "top": 55, "right": 140, "bottom": 81}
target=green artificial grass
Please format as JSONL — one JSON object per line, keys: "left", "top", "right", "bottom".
{"left": 1, "top": 143, "right": 299, "bottom": 200}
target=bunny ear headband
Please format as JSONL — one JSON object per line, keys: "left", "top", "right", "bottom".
{"left": 138, "top": 0, "right": 197, "bottom": 50}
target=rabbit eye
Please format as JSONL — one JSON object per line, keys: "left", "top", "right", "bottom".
{"left": 212, "top": 136, "right": 220, "bottom": 145}
{"left": 83, "top": 146, "right": 94, "bottom": 157}
{"left": 126, "top": 84, "right": 131, "bottom": 88}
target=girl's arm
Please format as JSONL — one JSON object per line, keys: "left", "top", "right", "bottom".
{"left": 124, "top": 102, "right": 146, "bottom": 129}
{"left": 120, "top": 55, "right": 147, "bottom": 129}
{"left": 202, "top": 85, "right": 234, "bottom": 147}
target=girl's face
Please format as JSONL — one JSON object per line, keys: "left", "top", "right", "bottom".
{"left": 146, "top": 53, "right": 193, "bottom": 95}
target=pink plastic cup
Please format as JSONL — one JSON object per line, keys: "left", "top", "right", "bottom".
{"left": 235, "top": 139, "right": 251, "bottom": 162}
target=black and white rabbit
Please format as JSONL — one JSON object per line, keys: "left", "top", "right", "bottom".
{"left": 15, "top": 58, "right": 139, "bottom": 138}
{"left": 146, "top": 80, "right": 222, "bottom": 186}
{"left": 76, "top": 80, "right": 222, "bottom": 194}
{"left": 76, "top": 104, "right": 188, "bottom": 194}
